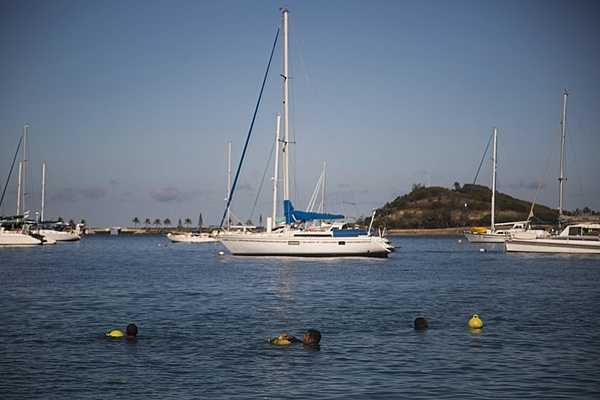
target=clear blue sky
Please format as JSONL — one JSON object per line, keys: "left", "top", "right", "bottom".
{"left": 1, "top": 0, "right": 599, "bottom": 226}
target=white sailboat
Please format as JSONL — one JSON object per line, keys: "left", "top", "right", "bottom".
{"left": 167, "top": 232, "right": 217, "bottom": 243}
{"left": 219, "top": 9, "right": 394, "bottom": 258}
{"left": 506, "top": 91, "right": 600, "bottom": 254}
{"left": 0, "top": 125, "right": 44, "bottom": 246}
{"left": 37, "top": 162, "right": 81, "bottom": 242}
{"left": 0, "top": 226, "right": 42, "bottom": 246}
{"left": 465, "top": 128, "right": 547, "bottom": 243}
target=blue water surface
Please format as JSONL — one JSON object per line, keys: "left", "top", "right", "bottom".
{"left": 1, "top": 235, "right": 599, "bottom": 399}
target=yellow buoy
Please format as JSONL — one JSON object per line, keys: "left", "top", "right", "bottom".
{"left": 270, "top": 335, "right": 293, "bottom": 346}
{"left": 105, "top": 329, "right": 124, "bottom": 337}
{"left": 468, "top": 314, "right": 484, "bottom": 329}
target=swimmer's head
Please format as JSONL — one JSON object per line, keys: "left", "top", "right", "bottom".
{"left": 303, "top": 329, "right": 321, "bottom": 346}
{"left": 414, "top": 317, "right": 428, "bottom": 331}
{"left": 126, "top": 323, "right": 138, "bottom": 337}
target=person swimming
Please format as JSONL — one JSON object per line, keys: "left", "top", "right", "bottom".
{"left": 105, "top": 323, "right": 138, "bottom": 339}
{"left": 270, "top": 329, "right": 321, "bottom": 347}
{"left": 414, "top": 317, "right": 428, "bottom": 331}
{"left": 302, "top": 329, "right": 321, "bottom": 347}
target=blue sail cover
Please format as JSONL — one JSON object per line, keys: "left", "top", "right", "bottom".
{"left": 284, "top": 200, "right": 344, "bottom": 224}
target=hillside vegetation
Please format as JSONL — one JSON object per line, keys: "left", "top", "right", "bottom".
{"left": 370, "top": 183, "right": 558, "bottom": 229}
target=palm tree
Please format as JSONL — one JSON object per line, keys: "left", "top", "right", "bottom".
{"left": 80, "top": 219, "right": 86, "bottom": 225}
{"left": 163, "top": 218, "right": 171, "bottom": 227}
{"left": 132, "top": 217, "right": 140, "bottom": 228}
{"left": 153, "top": 218, "right": 161, "bottom": 230}
{"left": 144, "top": 218, "right": 151, "bottom": 228}
{"left": 68, "top": 219, "right": 75, "bottom": 227}
{"left": 184, "top": 217, "right": 192, "bottom": 229}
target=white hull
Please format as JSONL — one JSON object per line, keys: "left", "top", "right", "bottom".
{"left": 0, "top": 231, "right": 42, "bottom": 246}
{"left": 464, "top": 232, "right": 507, "bottom": 243}
{"left": 465, "top": 228, "right": 549, "bottom": 244}
{"left": 506, "top": 238, "right": 600, "bottom": 254}
{"left": 38, "top": 229, "right": 81, "bottom": 242}
{"left": 219, "top": 231, "right": 393, "bottom": 258}
{"left": 167, "top": 233, "right": 217, "bottom": 243}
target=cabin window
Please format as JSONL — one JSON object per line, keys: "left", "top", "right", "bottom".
{"left": 287, "top": 241, "right": 300, "bottom": 246}
{"left": 568, "top": 227, "right": 582, "bottom": 236}
{"left": 338, "top": 241, "right": 346, "bottom": 245}
{"left": 583, "top": 228, "right": 600, "bottom": 237}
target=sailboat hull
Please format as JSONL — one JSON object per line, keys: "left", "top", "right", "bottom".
{"left": 167, "top": 233, "right": 217, "bottom": 243}
{"left": 506, "top": 238, "right": 600, "bottom": 254}
{"left": 219, "top": 232, "right": 393, "bottom": 258}
{"left": 0, "top": 231, "right": 42, "bottom": 246}
{"left": 38, "top": 229, "right": 81, "bottom": 242}
{"left": 464, "top": 232, "right": 507, "bottom": 243}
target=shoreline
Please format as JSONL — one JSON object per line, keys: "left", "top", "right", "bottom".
{"left": 387, "top": 227, "right": 466, "bottom": 236}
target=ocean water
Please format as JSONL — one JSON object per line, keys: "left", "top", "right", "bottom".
{"left": 1, "top": 235, "right": 599, "bottom": 399}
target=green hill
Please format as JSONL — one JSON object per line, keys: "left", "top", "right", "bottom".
{"left": 369, "top": 183, "right": 558, "bottom": 229}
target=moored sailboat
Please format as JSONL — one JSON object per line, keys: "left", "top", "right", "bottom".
{"left": 36, "top": 162, "right": 81, "bottom": 242}
{"left": 506, "top": 91, "right": 600, "bottom": 254}
{"left": 465, "top": 127, "right": 547, "bottom": 243}
{"left": 0, "top": 125, "right": 45, "bottom": 246}
{"left": 219, "top": 9, "right": 393, "bottom": 257}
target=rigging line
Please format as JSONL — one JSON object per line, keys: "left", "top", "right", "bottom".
{"left": 219, "top": 28, "right": 280, "bottom": 229}
{"left": 0, "top": 135, "right": 23, "bottom": 212}
{"left": 249, "top": 135, "right": 276, "bottom": 221}
{"left": 473, "top": 131, "right": 494, "bottom": 185}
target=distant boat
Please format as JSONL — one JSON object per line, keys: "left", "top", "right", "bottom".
{"left": 38, "top": 223, "right": 81, "bottom": 242}
{"left": 465, "top": 128, "right": 547, "bottom": 243}
{"left": 0, "top": 126, "right": 46, "bottom": 246}
{"left": 506, "top": 91, "right": 600, "bottom": 254}
{"left": 0, "top": 224, "right": 43, "bottom": 246}
{"left": 37, "top": 162, "right": 81, "bottom": 242}
{"left": 167, "top": 232, "right": 217, "bottom": 244}
{"left": 218, "top": 9, "right": 394, "bottom": 258}
{"left": 506, "top": 223, "right": 600, "bottom": 253}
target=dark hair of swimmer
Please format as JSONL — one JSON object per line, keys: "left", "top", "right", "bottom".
{"left": 126, "top": 323, "right": 138, "bottom": 337}
{"left": 414, "top": 317, "right": 428, "bottom": 331}
{"left": 303, "top": 329, "right": 321, "bottom": 346}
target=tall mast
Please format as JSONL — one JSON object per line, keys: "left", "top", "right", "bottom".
{"left": 491, "top": 127, "right": 497, "bottom": 231}
{"left": 21, "top": 124, "right": 28, "bottom": 214}
{"left": 16, "top": 161, "right": 22, "bottom": 215}
{"left": 320, "top": 161, "right": 326, "bottom": 213}
{"left": 226, "top": 141, "right": 232, "bottom": 229}
{"left": 558, "top": 90, "right": 568, "bottom": 221}
{"left": 272, "top": 113, "right": 281, "bottom": 223}
{"left": 282, "top": 8, "right": 290, "bottom": 202}
{"left": 41, "top": 162, "right": 46, "bottom": 222}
